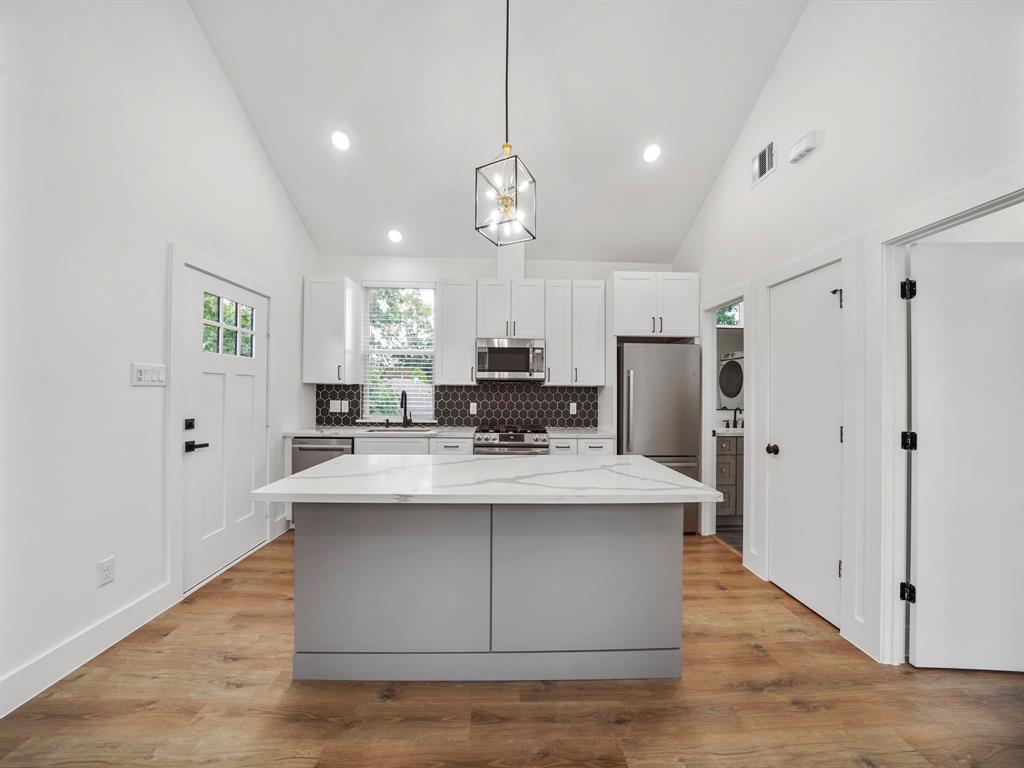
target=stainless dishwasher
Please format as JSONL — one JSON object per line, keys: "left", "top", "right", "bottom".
{"left": 291, "top": 436, "right": 353, "bottom": 473}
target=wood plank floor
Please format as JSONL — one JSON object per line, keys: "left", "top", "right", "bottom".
{"left": 2, "top": 534, "right": 1021, "bottom": 767}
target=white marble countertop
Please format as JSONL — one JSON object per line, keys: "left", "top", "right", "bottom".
{"left": 251, "top": 454, "right": 722, "bottom": 505}
{"left": 283, "top": 426, "right": 615, "bottom": 439}
{"left": 715, "top": 427, "right": 745, "bottom": 437}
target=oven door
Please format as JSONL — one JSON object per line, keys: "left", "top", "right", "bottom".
{"left": 473, "top": 446, "right": 550, "bottom": 455}
{"left": 476, "top": 338, "right": 545, "bottom": 381}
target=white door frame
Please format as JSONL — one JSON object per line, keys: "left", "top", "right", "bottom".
{"left": 166, "top": 242, "right": 274, "bottom": 596}
{"left": 867, "top": 169, "right": 1024, "bottom": 664}
{"left": 698, "top": 284, "right": 750, "bottom": 544}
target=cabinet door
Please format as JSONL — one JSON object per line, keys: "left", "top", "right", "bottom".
{"left": 435, "top": 279, "right": 477, "bottom": 385}
{"left": 571, "top": 280, "right": 606, "bottom": 385}
{"left": 303, "top": 276, "right": 346, "bottom": 383}
{"left": 476, "top": 279, "right": 511, "bottom": 337}
{"left": 657, "top": 273, "right": 699, "bottom": 336}
{"left": 544, "top": 280, "right": 572, "bottom": 385}
{"left": 548, "top": 439, "right": 578, "bottom": 455}
{"left": 612, "top": 273, "right": 658, "bottom": 336}
{"left": 353, "top": 437, "right": 429, "bottom": 454}
{"left": 429, "top": 438, "right": 474, "bottom": 455}
{"left": 579, "top": 438, "right": 615, "bottom": 455}
{"left": 510, "top": 279, "right": 545, "bottom": 337}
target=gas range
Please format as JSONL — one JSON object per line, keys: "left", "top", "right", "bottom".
{"left": 473, "top": 424, "right": 550, "bottom": 455}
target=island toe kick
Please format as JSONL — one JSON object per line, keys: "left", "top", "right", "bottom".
{"left": 293, "top": 501, "right": 684, "bottom": 680}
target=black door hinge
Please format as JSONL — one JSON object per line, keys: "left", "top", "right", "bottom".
{"left": 838, "top": 560, "right": 843, "bottom": 578}
{"left": 830, "top": 288, "right": 844, "bottom": 308}
{"left": 900, "top": 582, "right": 916, "bottom": 603}
{"left": 901, "top": 431, "right": 917, "bottom": 450}
{"left": 900, "top": 279, "right": 917, "bottom": 300}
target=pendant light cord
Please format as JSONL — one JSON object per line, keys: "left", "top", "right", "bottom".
{"left": 505, "top": 0, "right": 509, "bottom": 145}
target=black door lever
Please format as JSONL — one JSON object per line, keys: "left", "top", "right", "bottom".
{"left": 765, "top": 443, "right": 780, "bottom": 455}
{"left": 184, "top": 440, "right": 210, "bottom": 453}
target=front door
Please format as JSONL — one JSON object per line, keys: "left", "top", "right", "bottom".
{"left": 181, "top": 266, "right": 269, "bottom": 591}
{"left": 767, "top": 261, "right": 843, "bottom": 625}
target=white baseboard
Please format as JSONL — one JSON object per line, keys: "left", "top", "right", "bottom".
{"left": 1, "top": 526, "right": 290, "bottom": 718}
{"left": 1, "top": 580, "right": 176, "bottom": 717}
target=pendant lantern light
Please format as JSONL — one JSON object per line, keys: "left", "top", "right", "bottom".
{"left": 474, "top": 0, "right": 536, "bottom": 246}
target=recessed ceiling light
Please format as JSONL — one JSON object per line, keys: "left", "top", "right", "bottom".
{"left": 387, "top": 229, "right": 402, "bottom": 243}
{"left": 330, "top": 131, "right": 350, "bottom": 151}
{"left": 643, "top": 144, "right": 661, "bottom": 163}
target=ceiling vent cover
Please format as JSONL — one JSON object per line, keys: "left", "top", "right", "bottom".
{"left": 751, "top": 141, "right": 775, "bottom": 185}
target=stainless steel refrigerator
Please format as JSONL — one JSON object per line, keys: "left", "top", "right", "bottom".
{"left": 618, "top": 343, "right": 702, "bottom": 532}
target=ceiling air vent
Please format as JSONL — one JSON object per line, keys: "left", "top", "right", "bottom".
{"left": 751, "top": 141, "right": 775, "bottom": 185}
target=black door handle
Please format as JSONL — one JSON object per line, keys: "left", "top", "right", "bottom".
{"left": 184, "top": 440, "right": 210, "bottom": 453}
{"left": 765, "top": 443, "right": 779, "bottom": 455}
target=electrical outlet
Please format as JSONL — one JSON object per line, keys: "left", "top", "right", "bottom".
{"left": 569, "top": 402, "right": 577, "bottom": 416}
{"left": 97, "top": 556, "right": 116, "bottom": 588}
{"left": 469, "top": 402, "right": 478, "bottom": 415}
{"left": 329, "top": 400, "right": 341, "bottom": 413}
{"left": 341, "top": 400, "right": 349, "bottom": 413}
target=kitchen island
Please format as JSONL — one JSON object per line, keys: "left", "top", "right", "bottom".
{"left": 251, "top": 454, "right": 721, "bottom": 680}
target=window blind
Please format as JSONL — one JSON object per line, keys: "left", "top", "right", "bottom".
{"left": 362, "top": 286, "right": 435, "bottom": 418}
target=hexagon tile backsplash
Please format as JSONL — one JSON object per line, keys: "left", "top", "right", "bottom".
{"left": 315, "top": 384, "right": 599, "bottom": 428}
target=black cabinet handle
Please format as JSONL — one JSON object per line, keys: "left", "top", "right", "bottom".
{"left": 651, "top": 316, "right": 656, "bottom": 333}
{"left": 660, "top": 316, "right": 664, "bottom": 333}
{"left": 337, "top": 364, "right": 342, "bottom": 381}
{"left": 185, "top": 440, "right": 210, "bottom": 453}
{"left": 765, "top": 443, "right": 780, "bottom": 455}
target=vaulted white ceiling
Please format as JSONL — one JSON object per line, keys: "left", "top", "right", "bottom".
{"left": 191, "top": 0, "right": 805, "bottom": 262}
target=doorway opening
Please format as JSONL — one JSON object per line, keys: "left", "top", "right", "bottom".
{"left": 714, "top": 302, "right": 745, "bottom": 553}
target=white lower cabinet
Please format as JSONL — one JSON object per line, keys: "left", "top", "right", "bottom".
{"left": 429, "top": 438, "right": 473, "bottom": 455}
{"left": 579, "top": 438, "right": 615, "bottom": 455}
{"left": 354, "top": 437, "right": 429, "bottom": 455}
{"left": 549, "top": 439, "right": 578, "bottom": 455}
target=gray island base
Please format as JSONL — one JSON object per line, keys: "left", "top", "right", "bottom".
{"left": 250, "top": 454, "right": 722, "bottom": 681}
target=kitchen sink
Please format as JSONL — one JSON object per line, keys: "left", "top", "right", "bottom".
{"left": 365, "top": 427, "right": 436, "bottom": 433}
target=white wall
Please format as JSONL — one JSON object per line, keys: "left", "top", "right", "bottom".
{"left": 672, "top": 0, "right": 1024, "bottom": 663}
{"left": 674, "top": 0, "right": 1024, "bottom": 293}
{"left": 318, "top": 253, "right": 673, "bottom": 283}
{"left": 0, "top": 0, "right": 319, "bottom": 714}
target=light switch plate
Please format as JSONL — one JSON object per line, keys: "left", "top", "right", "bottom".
{"left": 569, "top": 402, "right": 577, "bottom": 415}
{"left": 329, "top": 400, "right": 341, "bottom": 413}
{"left": 130, "top": 363, "right": 167, "bottom": 387}
{"left": 469, "top": 402, "right": 478, "bottom": 415}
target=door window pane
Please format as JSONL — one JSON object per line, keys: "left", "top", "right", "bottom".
{"left": 222, "top": 329, "right": 237, "bottom": 355}
{"left": 203, "top": 293, "right": 220, "bottom": 322}
{"left": 239, "top": 304, "right": 253, "bottom": 330}
{"left": 202, "top": 324, "right": 219, "bottom": 353}
{"left": 239, "top": 332, "right": 253, "bottom": 357}
{"left": 222, "top": 299, "right": 237, "bottom": 326}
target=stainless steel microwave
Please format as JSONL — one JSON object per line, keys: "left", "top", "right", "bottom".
{"left": 475, "top": 338, "right": 546, "bottom": 381}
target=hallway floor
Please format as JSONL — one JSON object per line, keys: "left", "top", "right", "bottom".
{"left": 2, "top": 534, "right": 1021, "bottom": 767}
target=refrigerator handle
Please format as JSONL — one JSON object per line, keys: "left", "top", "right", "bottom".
{"left": 626, "top": 369, "right": 635, "bottom": 453}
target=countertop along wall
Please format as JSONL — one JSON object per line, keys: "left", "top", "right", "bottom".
{"left": 0, "top": 1, "right": 320, "bottom": 715}
{"left": 671, "top": 0, "right": 1024, "bottom": 661}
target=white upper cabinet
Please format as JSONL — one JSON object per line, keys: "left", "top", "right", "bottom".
{"left": 476, "top": 279, "right": 512, "bottom": 337}
{"left": 510, "top": 279, "right": 545, "bottom": 338}
{"left": 435, "top": 279, "right": 477, "bottom": 385}
{"left": 612, "top": 273, "right": 659, "bottom": 335}
{"left": 476, "top": 279, "right": 545, "bottom": 338}
{"left": 571, "top": 280, "right": 606, "bottom": 385}
{"left": 611, "top": 272, "right": 699, "bottom": 338}
{"left": 303, "top": 275, "right": 361, "bottom": 384}
{"left": 656, "top": 273, "right": 700, "bottom": 336}
{"left": 544, "top": 280, "right": 572, "bottom": 385}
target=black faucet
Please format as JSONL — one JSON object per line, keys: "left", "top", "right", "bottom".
{"left": 400, "top": 390, "right": 412, "bottom": 428}
{"left": 732, "top": 407, "right": 743, "bottom": 428}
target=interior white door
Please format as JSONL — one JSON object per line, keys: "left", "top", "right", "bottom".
{"left": 544, "top": 280, "right": 572, "bottom": 385}
{"left": 571, "top": 280, "right": 605, "bottom": 385}
{"left": 510, "top": 279, "right": 545, "bottom": 337}
{"left": 477, "top": 279, "right": 511, "bottom": 337}
{"left": 657, "top": 273, "right": 699, "bottom": 336}
{"left": 768, "top": 261, "right": 843, "bottom": 625}
{"left": 435, "top": 279, "right": 477, "bottom": 385}
{"left": 908, "top": 242, "right": 1024, "bottom": 671}
{"left": 182, "top": 267, "right": 268, "bottom": 591}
